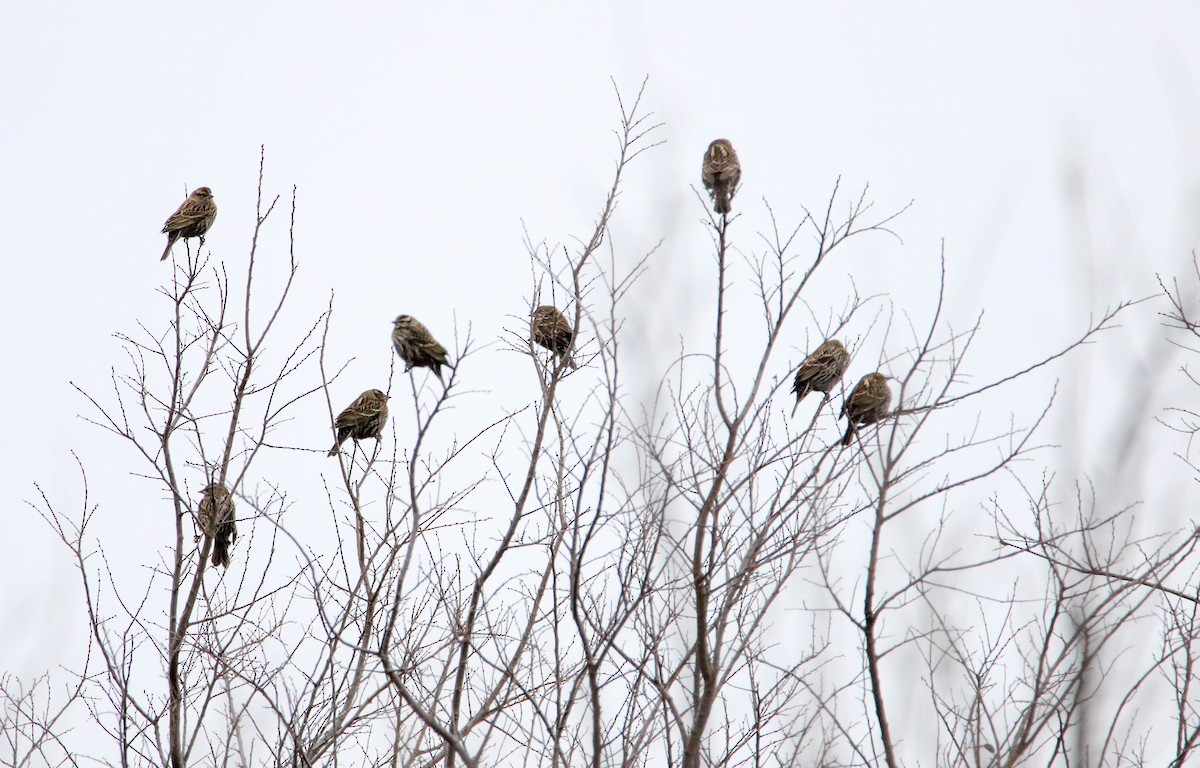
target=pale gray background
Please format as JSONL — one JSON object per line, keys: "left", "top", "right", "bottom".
{"left": 3, "top": 0, "right": 1199, "bottom": 728}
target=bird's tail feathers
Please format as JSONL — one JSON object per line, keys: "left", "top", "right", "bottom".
{"left": 715, "top": 190, "right": 731, "bottom": 215}
{"left": 791, "top": 387, "right": 810, "bottom": 418}
{"left": 212, "top": 538, "right": 230, "bottom": 568}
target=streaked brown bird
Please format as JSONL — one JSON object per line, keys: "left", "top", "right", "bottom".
{"left": 197, "top": 483, "right": 236, "bottom": 568}
{"left": 531, "top": 305, "right": 577, "bottom": 370}
{"left": 841, "top": 373, "right": 892, "bottom": 447}
{"left": 328, "top": 388, "right": 390, "bottom": 456}
{"left": 160, "top": 187, "right": 217, "bottom": 261}
{"left": 791, "top": 339, "right": 851, "bottom": 416}
{"left": 391, "top": 315, "right": 451, "bottom": 381}
{"left": 701, "top": 139, "right": 741, "bottom": 215}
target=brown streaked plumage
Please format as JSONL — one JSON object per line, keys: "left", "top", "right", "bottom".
{"left": 197, "top": 483, "right": 236, "bottom": 568}
{"left": 391, "top": 315, "right": 451, "bottom": 382}
{"left": 840, "top": 373, "right": 892, "bottom": 447}
{"left": 328, "top": 389, "right": 390, "bottom": 456}
{"left": 160, "top": 187, "right": 217, "bottom": 261}
{"left": 701, "top": 139, "right": 741, "bottom": 215}
{"left": 531, "top": 305, "right": 577, "bottom": 370}
{"left": 791, "top": 340, "right": 851, "bottom": 416}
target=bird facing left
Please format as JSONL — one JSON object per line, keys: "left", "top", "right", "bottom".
{"left": 197, "top": 483, "right": 236, "bottom": 568}
{"left": 391, "top": 315, "right": 451, "bottom": 382}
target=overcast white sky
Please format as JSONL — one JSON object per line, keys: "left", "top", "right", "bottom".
{"left": 3, "top": 1, "right": 1200, "bottom": 722}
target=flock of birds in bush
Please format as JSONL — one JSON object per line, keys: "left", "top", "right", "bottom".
{"left": 160, "top": 139, "right": 893, "bottom": 568}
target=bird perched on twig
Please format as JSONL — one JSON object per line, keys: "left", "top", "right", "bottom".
{"left": 702, "top": 139, "right": 741, "bottom": 215}
{"left": 841, "top": 373, "right": 892, "bottom": 447}
{"left": 391, "top": 315, "right": 451, "bottom": 382}
{"left": 160, "top": 187, "right": 217, "bottom": 261}
{"left": 197, "top": 483, "right": 236, "bottom": 568}
{"left": 531, "top": 305, "right": 577, "bottom": 370}
{"left": 791, "top": 340, "right": 851, "bottom": 416}
{"left": 328, "top": 389, "right": 390, "bottom": 456}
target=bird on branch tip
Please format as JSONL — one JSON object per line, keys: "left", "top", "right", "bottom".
{"left": 328, "top": 388, "right": 390, "bottom": 456}
{"left": 160, "top": 187, "right": 217, "bottom": 261}
{"left": 702, "top": 139, "right": 741, "bottom": 215}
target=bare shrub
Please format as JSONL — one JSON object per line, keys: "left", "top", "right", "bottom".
{"left": 9, "top": 85, "right": 1200, "bottom": 768}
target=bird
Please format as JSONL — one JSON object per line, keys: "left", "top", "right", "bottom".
{"left": 531, "top": 305, "right": 577, "bottom": 370}
{"left": 701, "top": 139, "right": 741, "bottom": 215}
{"left": 197, "top": 483, "right": 236, "bottom": 568}
{"left": 160, "top": 187, "right": 217, "bottom": 261}
{"left": 840, "top": 373, "right": 892, "bottom": 447}
{"left": 328, "top": 389, "right": 390, "bottom": 456}
{"left": 791, "top": 340, "right": 851, "bottom": 416}
{"left": 391, "top": 315, "right": 451, "bottom": 381}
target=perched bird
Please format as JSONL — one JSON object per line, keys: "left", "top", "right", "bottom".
{"left": 197, "top": 483, "right": 236, "bottom": 568}
{"left": 701, "top": 139, "right": 741, "bottom": 215}
{"left": 841, "top": 373, "right": 892, "bottom": 447}
{"left": 391, "top": 315, "right": 451, "bottom": 381}
{"left": 328, "top": 388, "right": 390, "bottom": 456}
{"left": 160, "top": 187, "right": 217, "bottom": 261}
{"left": 531, "top": 305, "right": 577, "bottom": 370}
{"left": 791, "top": 340, "right": 851, "bottom": 416}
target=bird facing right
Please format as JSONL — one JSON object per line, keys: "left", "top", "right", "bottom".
{"left": 701, "top": 139, "right": 741, "bottom": 215}
{"left": 791, "top": 339, "right": 851, "bottom": 416}
{"left": 197, "top": 482, "right": 236, "bottom": 568}
{"left": 391, "top": 315, "right": 451, "bottom": 381}
{"left": 328, "top": 388, "right": 390, "bottom": 456}
{"left": 531, "top": 305, "right": 577, "bottom": 370}
{"left": 160, "top": 187, "right": 217, "bottom": 261}
{"left": 840, "top": 373, "right": 892, "bottom": 447}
